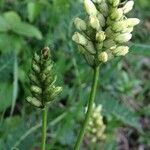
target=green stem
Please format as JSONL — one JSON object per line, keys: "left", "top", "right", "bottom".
{"left": 74, "top": 66, "right": 100, "bottom": 150}
{"left": 41, "top": 107, "right": 48, "bottom": 150}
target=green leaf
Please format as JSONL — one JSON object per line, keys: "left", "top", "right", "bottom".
{"left": 130, "top": 43, "right": 150, "bottom": 56}
{"left": 0, "top": 53, "right": 14, "bottom": 81}
{"left": 3, "top": 11, "right": 21, "bottom": 29}
{"left": 0, "top": 33, "right": 25, "bottom": 53}
{"left": 96, "top": 94, "right": 141, "bottom": 130}
{"left": 27, "top": 2, "right": 42, "bottom": 23}
{"left": 10, "top": 54, "right": 18, "bottom": 116}
{"left": 0, "top": 82, "right": 13, "bottom": 112}
{"left": 12, "top": 22, "right": 43, "bottom": 40}
{"left": 0, "top": 16, "right": 10, "bottom": 32}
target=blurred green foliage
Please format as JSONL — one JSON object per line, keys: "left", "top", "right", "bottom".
{"left": 0, "top": 0, "right": 150, "bottom": 149}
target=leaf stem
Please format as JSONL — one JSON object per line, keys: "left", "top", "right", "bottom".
{"left": 74, "top": 66, "right": 100, "bottom": 150}
{"left": 41, "top": 106, "right": 48, "bottom": 150}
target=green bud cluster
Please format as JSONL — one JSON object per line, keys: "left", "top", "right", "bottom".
{"left": 72, "top": 0, "right": 140, "bottom": 66}
{"left": 26, "top": 47, "right": 62, "bottom": 108}
{"left": 85, "top": 103, "right": 106, "bottom": 143}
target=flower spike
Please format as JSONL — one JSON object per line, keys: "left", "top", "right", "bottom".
{"left": 72, "top": 0, "right": 140, "bottom": 66}
{"left": 26, "top": 47, "right": 62, "bottom": 108}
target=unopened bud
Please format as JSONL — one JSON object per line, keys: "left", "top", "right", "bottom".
{"left": 26, "top": 97, "right": 42, "bottom": 108}
{"left": 33, "top": 52, "right": 40, "bottom": 63}
{"left": 123, "top": 0, "right": 134, "bottom": 14}
{"left": 98, "top": 14, "right": 105, "bottom": 27}
{"left": 112, "top": 21, "right": 127, "bottom": 32}
{"left": 41, "top": 47, "right": 50, "bottom": 60}
{"left": 124, "top": 18, "right": 140, "bottom": 27}
{"left": 29, "top": 73, "right": 39, "bottom": 84}
{"left": 74, "top": 17, "right": 87, "bottom": 31}
{"left": 72, "top": 32, "right": 88, "bottom": 46}
{"left": 89, "top": 15, "right": 100, "bottom": 30}
{"left": 32, "top": 63, "right": 40, "bottom": 73}
{"left": 50, "top": 86, "right": 62, "bottom": 100}
{"left": 110, "top": 8, "right": 123, "bottom": 21}
{"left": 103, "top": 39, "right": 116, "bottom": 49}
{"left": 108, "top": 0, "right": 120, "bottom": 7}
{"left": 115, "top": 33, "right": 132, "bottom": 43}
{"left": 43, "top": 65, "right": 53, "bottom": 74}
{"left": 122, "top": 27, "right": 133, "bottom": 33}
{"left": 105, "top": 27, "right": 113, "bottom": 37}
{"left": 31, "top": 85, "right": 42, "bottom": 95}
{"left": 72, "top": 32, "right": 96, "bottom": 54}
{"left": 84, "top": 0, "right": 97, "bottom": 16}
{"left": 96, "top": 31, "right": 106, "bottom": 42}
{"left": 92, "top": 0, "right": 102, "bottom": 4}
{"left": 98, "top": 52, "right": 108, "bottom": 62}
{"left": 112, "top": 46, "right": 129, "bottom": 56}
{"left": 98, "top": 2, "right": 108, "bottom": 16}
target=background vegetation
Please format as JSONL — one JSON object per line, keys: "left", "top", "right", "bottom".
{"left": 0, "top": 0, "right": 150, "bottom": 149}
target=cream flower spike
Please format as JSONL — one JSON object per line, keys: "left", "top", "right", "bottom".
{"left": 72, "top": 0, "right": 140, "bottom": 66}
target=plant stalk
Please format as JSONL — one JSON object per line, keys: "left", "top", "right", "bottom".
{"left": 74, "top": 66, "right": 100, "bottom": 150}
{"left": 41, "top": 106, "right": 48, "bottom": 150}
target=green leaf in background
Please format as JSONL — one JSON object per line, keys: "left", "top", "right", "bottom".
{"left": 0, "top": 16, "right": 10, "bottom": 32}
{"left": 27, "top": 2, "right": 42, "bottom": 23}
{"left": 0, "top": 11, "right": 42, "bottom": 40}
{"left": 0, "top": 82, "right": 13, "bottom": 112}
{"left": 130, "top": 43, "right": 150, "bottom": 56}
{"left": 0, "top": 53, "right": 14, "bottom": 81}
{"left": 96, "top": 94, "right": 141, "bottom": 130}
{"left": 12, "top": 22, "right": 43, "bottom": 40}
{"left": 3, "top": 11, "right": 21, "bottom": 28}
{"left": 0, "top": 33, "right": 25, "bottom": 53}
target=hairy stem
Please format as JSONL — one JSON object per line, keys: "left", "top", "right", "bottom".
{"left": 41, "top": 107, "right": 48, "bottom": 150}
{"left": 74, "top": 66, "right": 100, "bottom": 150}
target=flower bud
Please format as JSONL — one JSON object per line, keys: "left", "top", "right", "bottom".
{"left": 26, "top": 97, "right": 42, "bottom": 108}
{"left": 72, "top": 32, "right": 88, "bottom": 46}
{"left": 122, "top": 27, "right": 133, "bottom": 33}
{"left": 103, "top": 39, "right": 116, "bottom": 49}
{"left": 110, "top": 8, "right": 123, "bottom": 21}
{"left": 84, "top": 0, "right": 97, "bottom": 16}
{"left": 98, "top": 2, "right": 108, "bottom": 17}
{"left": 41, "top": 47, "right": 50, "bottom": 60}
{"left": 98, "top": 52, "right": 108, "bottom": 62}
{"left": 111, "top": 46, "right": 129, "bottom": 56}
{"left": 89, "top": 15, "right": 100, "bottom": 30}
{"left": 106, "top": 17, "right": 113, "bottom": 26}
{"left": 32, "top": 63, "right": 40, "bottom": 73}
{"left": 33, "top": 52, "right": 40, "bottom": 63}
{"left": 86, "top": 103, "right": 106, "bottom": 142}
{"left": 74, "top": 17, "right": 87, "bottom": 31}
{"left": 72, "top": 32, "right": 96, "bottom": 54}
{"left": 124, "top": 18, "right": 140, "bottom": 27}
{"left": 92, "top": 0, "right": 102, "bottom": 4}
{"left": 43, "top": 65, "right": 53, "bottom": 74}
{"left": 29, "top": 73, "right": 39, "bottom": 84}
{"left": 50, "top": 86, "right": 62, "bottom": 100}
{"left": 41, "top": 73, "right": 46, "bottom": 82}
{"left": 31, "top": 85, "right": 42, "bottom": 95}
{"left": 108, "top": 0, "right": 120, "bottom": 7}
{"left": 105, "top": 27, "right": 113, "bottom": 37}
{"left": 112, "top": 21, "right": 127, "bottom": 32}
{"left": 85, "top": 42, "right": 96, "bottom": 54}
{"left": 97, "top": 14, "right": 105, "bottom": 27}
{"left": 84, "top": 52, "right": 95, "bottom": 66}
{"left": 115, "top": 33, "right": 132, "bottom": 43}
{"left": 123, "top": 0, "right": 134, "bottom": 14}
{"left": 96, "top": 31, "right": 106, "bottom": 42}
